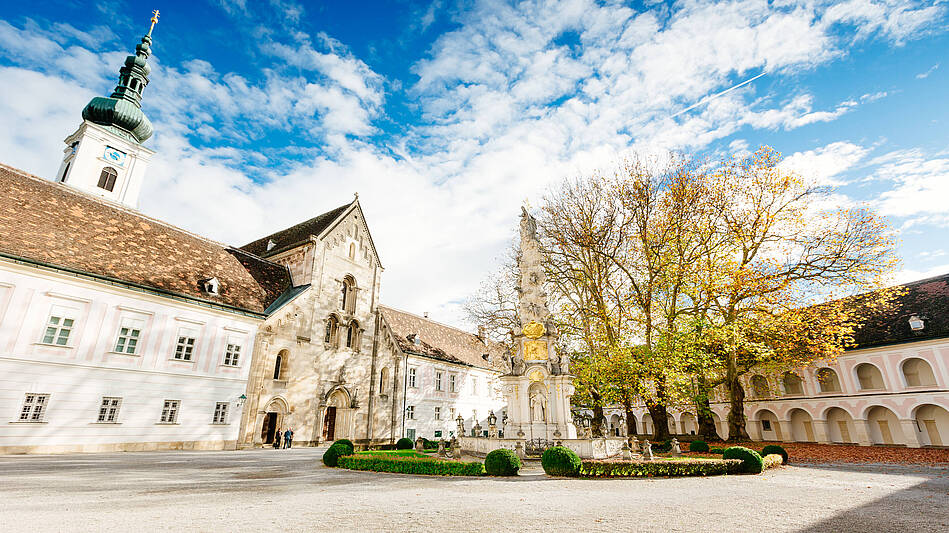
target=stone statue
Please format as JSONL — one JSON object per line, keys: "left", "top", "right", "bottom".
{"left": 437, "top": 439, "right": 446, "bottom": 456}
{"left": 670, "top": 438, "right": 681, "bottom": 457}
{"left": 517, "top": 207, "right": 550, "bottom": 326}
{"left": 631, "top": 436, "right": 640, "bottom": 453}
{"left": 643, "top": 440, "right": 653, "bottom": 461}
{"left": 510, "top": 355, "right": 527, "bottom": 375}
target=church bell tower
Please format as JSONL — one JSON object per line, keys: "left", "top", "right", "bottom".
{"left": 55, "top": 11, "right": 160, "bottom": 208}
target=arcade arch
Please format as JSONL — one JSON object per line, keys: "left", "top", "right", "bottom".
{"left": 865, "top": 405, "right": 905, "bottom": 445}
{"left": 824, "top": 407, "right": 856, "bottom": 443}
{"left": 855, "top": 363, "right": 885, "bottom": 390}
{"left": 788, "top": 408, "right": 815, "bottom": 442}
{"left": 755, "top": 409, "right": 782, "bottom": 441}
{"left": 902, "top": 358, "right": 937, "bottom": 387}
{"left": 912, "top": 404, "right": 949, "bottom": 447}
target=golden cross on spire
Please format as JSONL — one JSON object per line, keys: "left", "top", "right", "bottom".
{"left": 147, "top": 10, "right": 160, "bottom": 37}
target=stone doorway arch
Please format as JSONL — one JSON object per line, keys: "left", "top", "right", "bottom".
{"left": 322, "top": 387, "right": 353, "bottom": 443}
{"left": 260, "top": 397, "right": 289, "bottom": 445}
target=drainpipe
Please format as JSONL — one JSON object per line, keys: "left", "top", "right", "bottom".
{"left": 366, "top": 308, "right": 380, "bottom": 443}
{"left": 401, "top": 351, "right": 409, "bottom": 439}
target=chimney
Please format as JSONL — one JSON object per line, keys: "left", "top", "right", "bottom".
{"left": 423, "top": 311, "right": 429, "bottom": 319}
{"left": 477, "top": 325, "right": 486, "bottom": 340}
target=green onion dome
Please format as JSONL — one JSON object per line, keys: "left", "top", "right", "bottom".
{"left": 81, "top": 33, "right": 155, "bottom": 143}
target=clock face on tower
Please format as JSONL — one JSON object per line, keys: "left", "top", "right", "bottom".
{"left": 103, "top": 147, "right": 127, "bottom": 167}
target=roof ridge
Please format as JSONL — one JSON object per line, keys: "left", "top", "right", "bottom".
{"left": 0, "top": 162, "right": 236, "bottom": 250}
{"left": 377, "top": 305, "right": 483, "bottom": 339}
{"left": 241, "top": 200, "right": 353, "bottom": 249}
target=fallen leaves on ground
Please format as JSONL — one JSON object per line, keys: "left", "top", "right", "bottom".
{"left": 701, "top": 441, "right": 949, "bottom": 465}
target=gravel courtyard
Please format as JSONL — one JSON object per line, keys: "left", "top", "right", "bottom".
{"left": 1, "top": 447, "right": 947, "bottom": 532}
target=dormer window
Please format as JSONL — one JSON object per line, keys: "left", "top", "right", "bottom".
{"left": 909, "top": 314, "right": 925, "bottom": 331}
{"left": 201, "top": 277, "right": 220, "bottom": 295}
{"left": 97, "top": 167, "right": 118, "bottom": 192}
{"left": 266, "top": 239, "right": 276, "bottom": 252}
{"left": 413, "top": 334, "right": 421, "bottom": 347}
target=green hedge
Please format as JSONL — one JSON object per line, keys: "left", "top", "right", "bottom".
{"left": 485, "top": 449, "right": 521, "bottom": 476}
{"left": 709, "top": 447, "right": 725, "bottom": 454}
{"left": 395, "top": 437, "right": 414, "bottom": 450}
{"left": 322, "top": 440, "right": 354, "bottom": 467}
{"left": 338, "top": 455, "right": 484, "bottom": 476}
{"left": 762, "top": 454, "right": 783, "bottom": 470}
{"left": 723, "top": 446, "right": 764, "bottom": 474}
{"left": 580, "top": 459, "right": 742, "bottom": 478}
{"left": 542, "top": 446, "right": 582, "bottom": 477}
{"left": 760, "top": 444, "right": 789, "bottom": 464}
{"left": 688, "top": 440, "right": 710, "bottom": 453}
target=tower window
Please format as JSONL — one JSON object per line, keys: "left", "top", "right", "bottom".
{"left": 61, "top": 162, "right": 71, "bottom": 182}
{"left": 97, "top": 167, "right": 118, "bottom": 192}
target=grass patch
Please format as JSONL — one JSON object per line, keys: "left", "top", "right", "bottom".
{"left": 338, "top": 454, "right": 484, "bottom": 476}
{"left": 357, "top": 450, "right": 430, "bottom": 458}
{"left": 580, "top": 459, "right": 743, "bottom": 478}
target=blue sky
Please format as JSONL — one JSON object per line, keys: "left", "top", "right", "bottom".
{"left": 0, "top": 1, "right": 947, "bottom": 326}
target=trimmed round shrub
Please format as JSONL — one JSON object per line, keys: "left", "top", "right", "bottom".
{"left": 335, "top": 438, "right": 354, "bottom": 450}
{"left": 322, "top": 440, "right": 354, "bottom": 467}
{"left": 761, "top": 444, "right": 788, "bottom": 465}
{"left": 396, "top": 437, "right": 414, "bottom": 450}
{"left": 723, "top": 446, "right": 764, "bottom": 474}
{"left": 541, "top": 446, "right": 581, "bottom": 477}
{"left": 689, "top": 440, "right": 710, "bottom": 453}
{"left": 485, "top": 449, "right": 521, "bottom": 476}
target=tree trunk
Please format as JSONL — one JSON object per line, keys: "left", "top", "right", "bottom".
{"left": 622, "top": 396, "right": 638, "bottom": 437}
{"left": 646, "top": 401, "right": 670, "bottom": 441}
{"left": 590, "top": 389, "right": 606, "bottom": 438}
{"left": 694, "top": 377, "right": 720, "bottom": 441}
{"left": 726, "top": 352, "right": 749, "bottom": 441}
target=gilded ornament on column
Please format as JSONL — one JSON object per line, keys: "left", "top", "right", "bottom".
{"left": 528, "top": 369, "right": 544, "bottom": 382}
{"left": 523, "top": 340, "right": 548, "bottom": 361}
{"left": 522, "top": 320, "right": 546, "bottom": 339}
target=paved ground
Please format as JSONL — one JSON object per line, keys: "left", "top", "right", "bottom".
{"left": 1, "top": 447, "right": 947, "bottom": 532}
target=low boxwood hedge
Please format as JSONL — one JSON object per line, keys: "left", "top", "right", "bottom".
{"left": 709, "top": 447, "right": 725, "bottom": 454}
{"left": 395, "top": 437, "right": 414, "bottom": 450}
{"left": 762, "top": 454, "right": 784, "bottom": 470}
{"left": 541, "top": 446, "right": 581, "bottom": 477}
{"left": 338, "top": 455, "right": 484, "bottom": 476}
{"left": 688, "top": 440, "right": 710, "bottom": 453}
{"left": 485, "top": 449, "right": 521, "bottom": 476}
{"left": 760, "top": 444, "right": 789, "bottom": 464}
{"left": 322, "top": 440, "right": 354, "bottom": 467}
{"left": 722, "top": 446, "right": 764, "bottom": 474}
{"left": 580, "top": 459, "right": 742, "bottom": 478}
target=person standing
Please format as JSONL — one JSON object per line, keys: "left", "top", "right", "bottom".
{"left": 284, "top": 428, "right": 293, "bottom": 449}
{"left": 272, "top": 428, "right": 281, "bottom": 449}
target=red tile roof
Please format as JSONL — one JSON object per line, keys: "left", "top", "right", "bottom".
{"left": 379, "top": 306, "right": 508, "bottom": 371}
{"left": 0, "top": 163, "right": 290, "bottom": 314}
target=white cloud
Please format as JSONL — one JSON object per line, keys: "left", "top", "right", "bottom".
{"left": 0, "top": 1, "right": 945, "bottom": 326}
{"left": 916, "top": 63, "right": 939, "bottom": 79}
{"left": 780, "top": 141, "right": 870, "bottom": 186}
{"left": 871, "top": 150, "right": 949, "bottom": 218}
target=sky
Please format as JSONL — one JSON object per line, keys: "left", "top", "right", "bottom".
{"left": 0, "top": 0, "right": 947, "bottom": 328}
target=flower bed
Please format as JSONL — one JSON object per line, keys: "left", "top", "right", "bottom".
{"left": 356, "top": 450, "right": 430, "bottom": 458}
{"left": 580, "top": 458, "right": 742, "bottom": 478}
{"left": 337, "top": 454, "right": 485, "bottom": 476}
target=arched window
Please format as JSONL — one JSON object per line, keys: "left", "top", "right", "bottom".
{"left": 273, "top": 349, "right": 288, "bottom": 380}
{"left": 855, "top": 363, "right": 885, "bottom": 390}
{"left": 347, "top": 320, "right": 360, "bottom": 349}
{"left": 97, "top": 167, "right": 118, "bottom": 191}
{"left": 782, "top": 372, "right": 804, "bottom": 395}
{"left": 349, "top": 242, "right": 356, "bottom": 260}
{"left": 817, "top": 368, "right": 842, "bottom": 393}
{"left": 751, "top": 375, "right": 769, "bottom": 398}
{"left": 379, "top": 367, "right": 389, "bottom": 394}
{"left": 340, "top": 276, "right": 356, "bottom": 313}
{"left": 902, "top": 358, "right": 937, "bottom": 387}
{"left": 324, "top": 316, "right": 339, "bottom": 346}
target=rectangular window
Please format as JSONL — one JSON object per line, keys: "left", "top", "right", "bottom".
{"left": 406, "top": 428, "right": 416, "bottom": 441}
{"left": 434, "top": 406, "right": 441, "bottom": 420}
{"left": 19, "top": 394, "right": 49, "bottom": 422}
{"left": 434, "top": 430, "right": 442, "bottom": 438}
{"left": 762, "top": 419, "right": 772, "bottom": 431}
{"left": 173, "top": 330, "right": 196, "bottom": 361}
{"left": 212, "top": 402, "right": 229, "bottom": 424}
{"left": 97, "top": 397, "right": 121, "bottom": 423}
{"left": 406, "top": 405, "right": 415, "bottom": 420}
{"left": 449, "top": 374, "right": 456, "bottom": 393}
{"left": 435, "top": 371, "right": 443, "bottom": 391}
{"left": 42, "top": 314, "right": 75, "bottom": 346}
{"left": 472, "top": 377, "right": 478, "bottom": 395}
{"left": 408, "top": 367, "right": 417, "bottom": 388}
{"left": 159, "top": 400, "right": 180, "bottom": 423}
{"left": 223, "top": 344, "right": 241, "bottom": 366}
{"left": 114, "top": 318, "right": 143, "bottom": 354}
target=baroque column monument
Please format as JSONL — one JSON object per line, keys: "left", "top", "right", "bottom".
{"left": 500, "top": 207, "right": 578, "bottom": 441}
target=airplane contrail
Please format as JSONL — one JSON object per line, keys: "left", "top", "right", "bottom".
{"left": 670, "top": 71, "right": 767, "bottom": 118}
